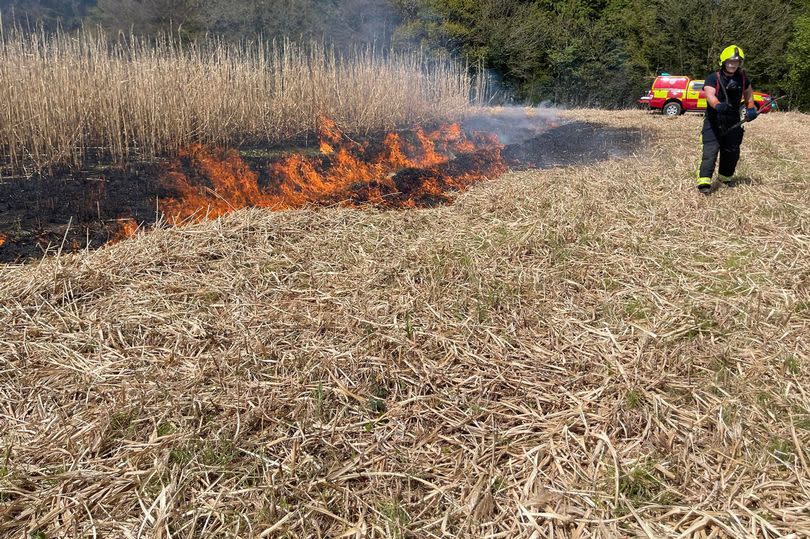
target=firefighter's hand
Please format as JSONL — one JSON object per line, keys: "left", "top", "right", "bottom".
{"left": 714, "top": 102, "right": 732, "bottom": 114}
{"left": 746, "top": 107, "right": 759, "bottom": 122}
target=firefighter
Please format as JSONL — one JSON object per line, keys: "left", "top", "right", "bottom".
{"left": 696, "top": 45, "right": 759, "bottom": 194}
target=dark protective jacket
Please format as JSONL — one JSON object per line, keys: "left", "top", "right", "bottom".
{"left": 704, "top": 70, "right": 751, "bottom": 132}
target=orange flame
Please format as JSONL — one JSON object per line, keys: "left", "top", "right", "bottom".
{"left": 161, "top": 146, "right": 270, "bottom": 223}
{"left": 153, "top": 117, "right": 505, "bottom": 230}
{"left": 109, "top": 218, "right": 139, "bottom": 244}
{"left": 119, "top": 218, "right": 138, "bottom": 238}
{"left": 0, "top": 232, "right": 6, "bottom": 248}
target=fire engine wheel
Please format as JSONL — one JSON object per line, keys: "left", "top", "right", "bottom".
{"left": 662, "top": 101, "right": 682, "bottom": 116}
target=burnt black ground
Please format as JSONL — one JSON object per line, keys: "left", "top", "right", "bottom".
{"left": 0, "top": 164, "right": 169, "bottom": 262}
{"left": 502, "top": 122, "right": 643, "bottom": 170}
{"left": 0, "top": 121, "right": 644, "bottom": 263}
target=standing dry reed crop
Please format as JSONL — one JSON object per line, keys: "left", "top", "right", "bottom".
{"left": 0, "top": 26, "right": 474, "bottom": 175}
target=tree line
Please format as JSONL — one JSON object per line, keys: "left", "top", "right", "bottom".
{"left": 3, "top": 0, "right": 809, "bottom": 110}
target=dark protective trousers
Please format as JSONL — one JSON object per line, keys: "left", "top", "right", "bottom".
{"left": 699, "top": 121, "right": 744, "bottom": 180}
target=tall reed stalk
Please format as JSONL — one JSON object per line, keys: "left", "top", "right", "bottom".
{"left": 0, "top": 26, "right": 474, "bottom": 175}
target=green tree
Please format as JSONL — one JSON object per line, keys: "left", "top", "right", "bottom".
{"left": 787, "top": 10, "right": 810, "bottom": 109}
{"left": 1, "top": 0, "right": 95, "bottom": 31}
{"left": 92, "top": 0, "right": 205, "bottom": 38}
{"left": 202, "top": 0, "right": 399, "bottom": 47}
{"left": 390, "top": 0, "right": 802, "bottom": 107}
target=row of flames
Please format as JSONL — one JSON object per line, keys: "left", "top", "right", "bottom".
{"left": 0, "top": 118, "right": 508, "bottom": 256}
{"left": 154, "top": 117, "right": 506, "bottom": 226}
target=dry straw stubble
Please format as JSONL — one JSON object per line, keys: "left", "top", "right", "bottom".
{"left": 0, "top": 110, "right": 809, "bottom": 537}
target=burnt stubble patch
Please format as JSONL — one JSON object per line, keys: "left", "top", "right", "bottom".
{"left": 0, "top": 120, "right": 643, "bottom": 262}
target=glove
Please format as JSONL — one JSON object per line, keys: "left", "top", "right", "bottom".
{"left": 746, "top": 106, "right": 759, "bottom": 122}
{"left": 714, "top": 102, "right": 732, "bottom": 114}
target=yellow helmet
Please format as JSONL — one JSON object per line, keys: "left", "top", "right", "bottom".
{"left": 719, "top": 45, "right": 745, "bottom": 66}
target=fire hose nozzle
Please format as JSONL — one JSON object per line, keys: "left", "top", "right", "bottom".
{"left": 721, "top": 95, "right": 787, "bottom": 135}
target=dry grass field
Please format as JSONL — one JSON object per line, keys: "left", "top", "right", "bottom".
{"left": 0, "top": 108, "right": 808, "bottom": 538}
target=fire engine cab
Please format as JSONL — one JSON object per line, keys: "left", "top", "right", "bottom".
{"left": 638, "top": 74, "right": 774, "bottom": 116}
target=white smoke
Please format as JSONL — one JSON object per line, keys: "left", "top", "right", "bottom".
{"left": 462, "top": 105, "right": 563, "bottom": 146}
